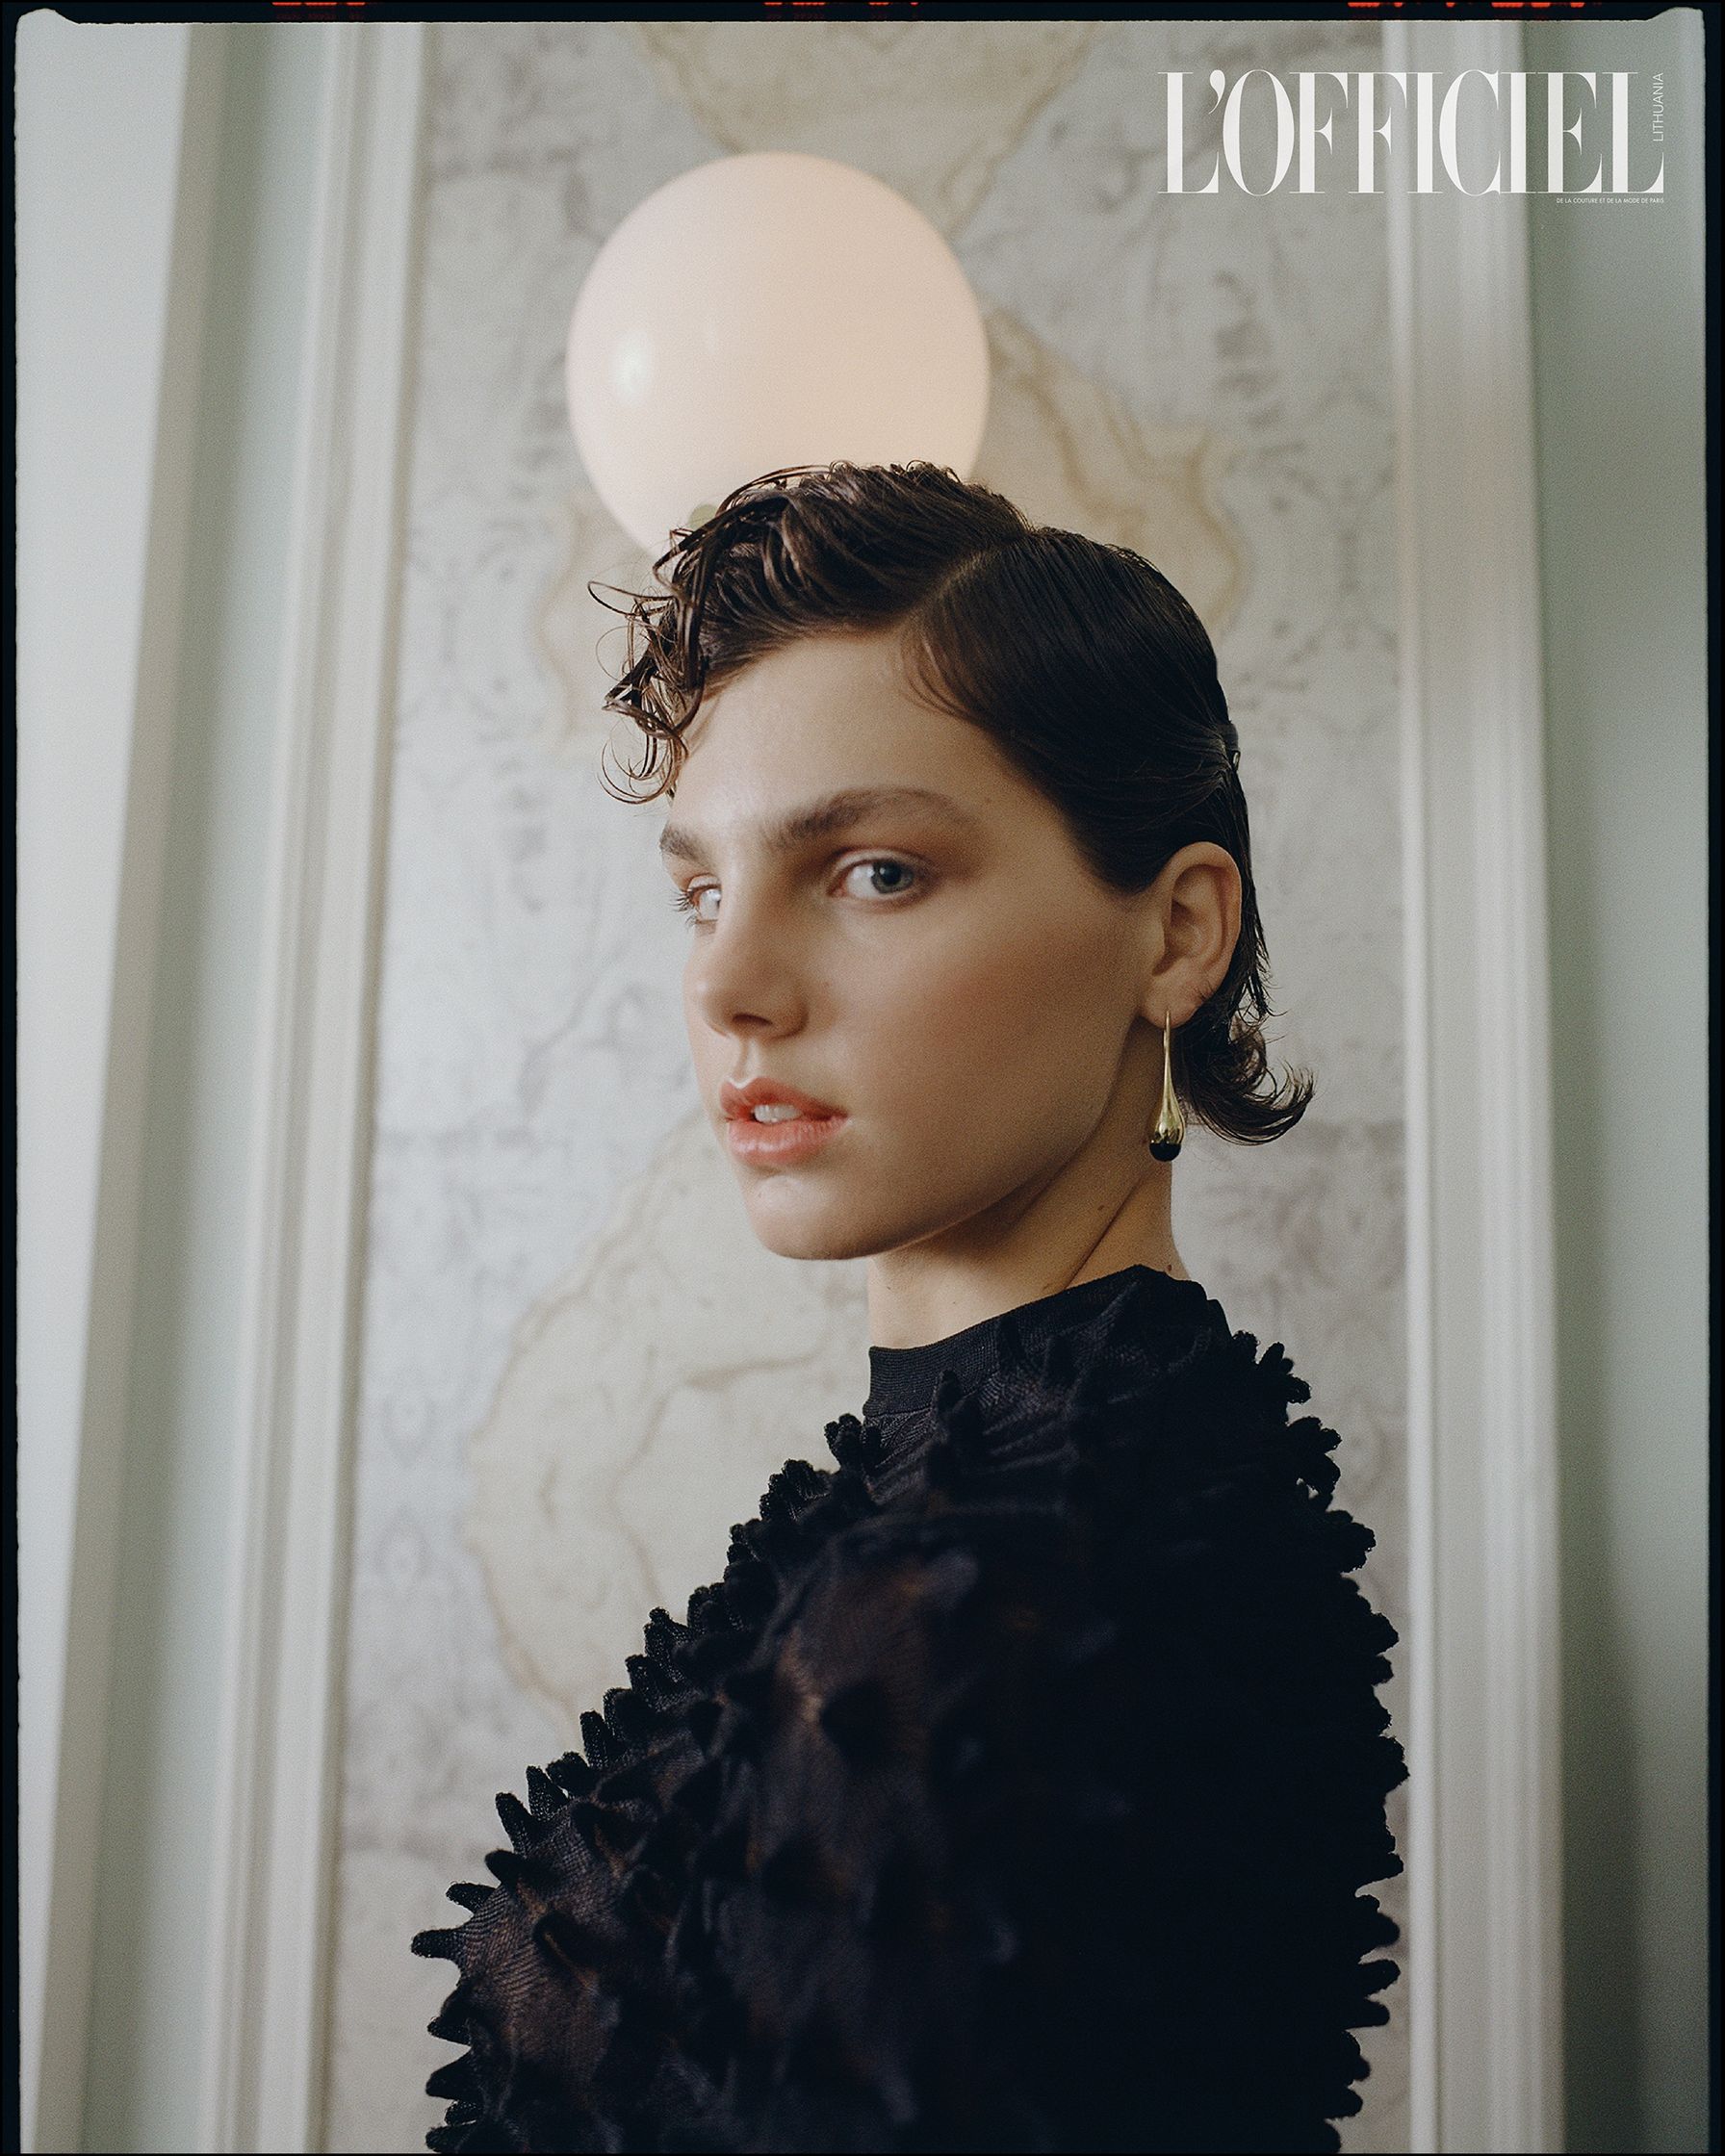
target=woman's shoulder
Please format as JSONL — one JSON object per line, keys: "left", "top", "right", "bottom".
{"left": 854, "top": 1265, "right": 1386, "bottom": 1577}
{"left": 805, "top": 1269, "right": 1405, "bottom": 1796}
{"left": 694, "top": 1264, "right": 1397, "bottom": 1728}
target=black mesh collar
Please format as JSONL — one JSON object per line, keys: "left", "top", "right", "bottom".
{"left": 862, "top": 1264, "right": 1199, "bottom": 1421}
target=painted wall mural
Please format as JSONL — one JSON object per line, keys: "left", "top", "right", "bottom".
{"left": 323, "top": 18, "right": 1409, "bottom": 2150}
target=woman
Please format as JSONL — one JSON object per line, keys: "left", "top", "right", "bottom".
{"left": 412, "top": 463, "right": 1406, "bottom": 2153}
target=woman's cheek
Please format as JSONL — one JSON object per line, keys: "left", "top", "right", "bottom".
{"left": 861, "top": 931, "right": 1038, "bottom": 1101}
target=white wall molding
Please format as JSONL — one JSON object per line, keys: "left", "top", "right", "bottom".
{"left": 1386, "top": 20, "right": 1564, "bottom": 2154}
{"left": 199, "top": 23, "right": 427, "bottom": 2151}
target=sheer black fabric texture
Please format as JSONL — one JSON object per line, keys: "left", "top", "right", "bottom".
{"left": 411, "top": 1266, "right": 1406, "bottom": 2153}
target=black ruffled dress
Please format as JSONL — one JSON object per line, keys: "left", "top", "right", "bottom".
{"left": 412, "top": 1265, "right": 1406, "bottom": 2153}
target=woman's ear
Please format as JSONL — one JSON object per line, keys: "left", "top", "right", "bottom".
{"left": 1139, "top": 843, "right": 1243, "bottom": 1026}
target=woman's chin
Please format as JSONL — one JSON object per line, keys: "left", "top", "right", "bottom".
{"left": 736, "top": 1179, "right": 888, "bottom": 1265}
{"left": 742, "top": 1213, "right": 878, "bottom": 1265}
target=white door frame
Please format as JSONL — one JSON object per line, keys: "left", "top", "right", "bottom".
{"left": 197, "top": 22, "right": 428, "bottom": 2153}
{"left": 188, "top": 19, "right": 1563, "bottom": 2151}
{"left": 1388, "top": 18, "right": 1564, "bottom": 2155}
{"left": 18, "top": 22, "right": 227, "bottom": 2152}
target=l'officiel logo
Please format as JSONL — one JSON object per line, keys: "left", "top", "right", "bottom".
{"left": 1164, "top": 70, "right": 1666, "bottom": 196}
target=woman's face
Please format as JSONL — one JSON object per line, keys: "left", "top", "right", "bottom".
{"left": 659, "top": 628, "right": 1168, "bottom": 1265}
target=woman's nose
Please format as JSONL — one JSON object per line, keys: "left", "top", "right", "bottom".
{"left": 685, "top": 898, "right": 806, "bottom": 1040}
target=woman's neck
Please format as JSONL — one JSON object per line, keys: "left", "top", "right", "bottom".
{"left": 865, "top": 1156, "right": 1186, "bottom": 1350}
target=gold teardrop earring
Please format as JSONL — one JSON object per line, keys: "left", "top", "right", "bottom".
{"left": 1148, "top": 1009, "right": 1186, "bottom": 1162}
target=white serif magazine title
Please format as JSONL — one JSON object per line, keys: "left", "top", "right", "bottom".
{"left": 1164, "top": 69, "right": 1666, "bottom": 196}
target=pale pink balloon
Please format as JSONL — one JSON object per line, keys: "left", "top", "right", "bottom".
{"left": 566, "top": 151, "right": 991, "bottom": 555}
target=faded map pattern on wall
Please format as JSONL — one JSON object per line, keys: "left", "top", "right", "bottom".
{"left": 323, "top": 19, "right": 1409, "bottom": 2151}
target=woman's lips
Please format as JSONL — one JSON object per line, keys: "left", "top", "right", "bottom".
{"left": 720, "top": 1075, "right": 844, "bottom": 1120}
{"left": 724, "top": 1109, "right": 848, "bottom": 1168}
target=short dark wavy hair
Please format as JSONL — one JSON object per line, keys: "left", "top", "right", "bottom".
{"left": 591, "top": 461, "right": 1312, "bottom": 1147}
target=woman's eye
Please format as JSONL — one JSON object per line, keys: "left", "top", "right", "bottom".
{"left": 670, "top": 884, "right": 720, "bottom": 924}
{"left": 838, "top": 858, "right": 920, "bottom": 900}
{"left": 671, "top": 860, "right": 921, "bottom": 924}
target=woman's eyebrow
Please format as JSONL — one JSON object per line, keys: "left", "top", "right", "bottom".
{"left": 657, "top": 784, "right": 982, "bottom": 865}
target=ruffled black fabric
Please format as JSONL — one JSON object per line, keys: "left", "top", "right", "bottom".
{"left": 412, "top": 1266, "right": 1406, "bottom": 2153}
